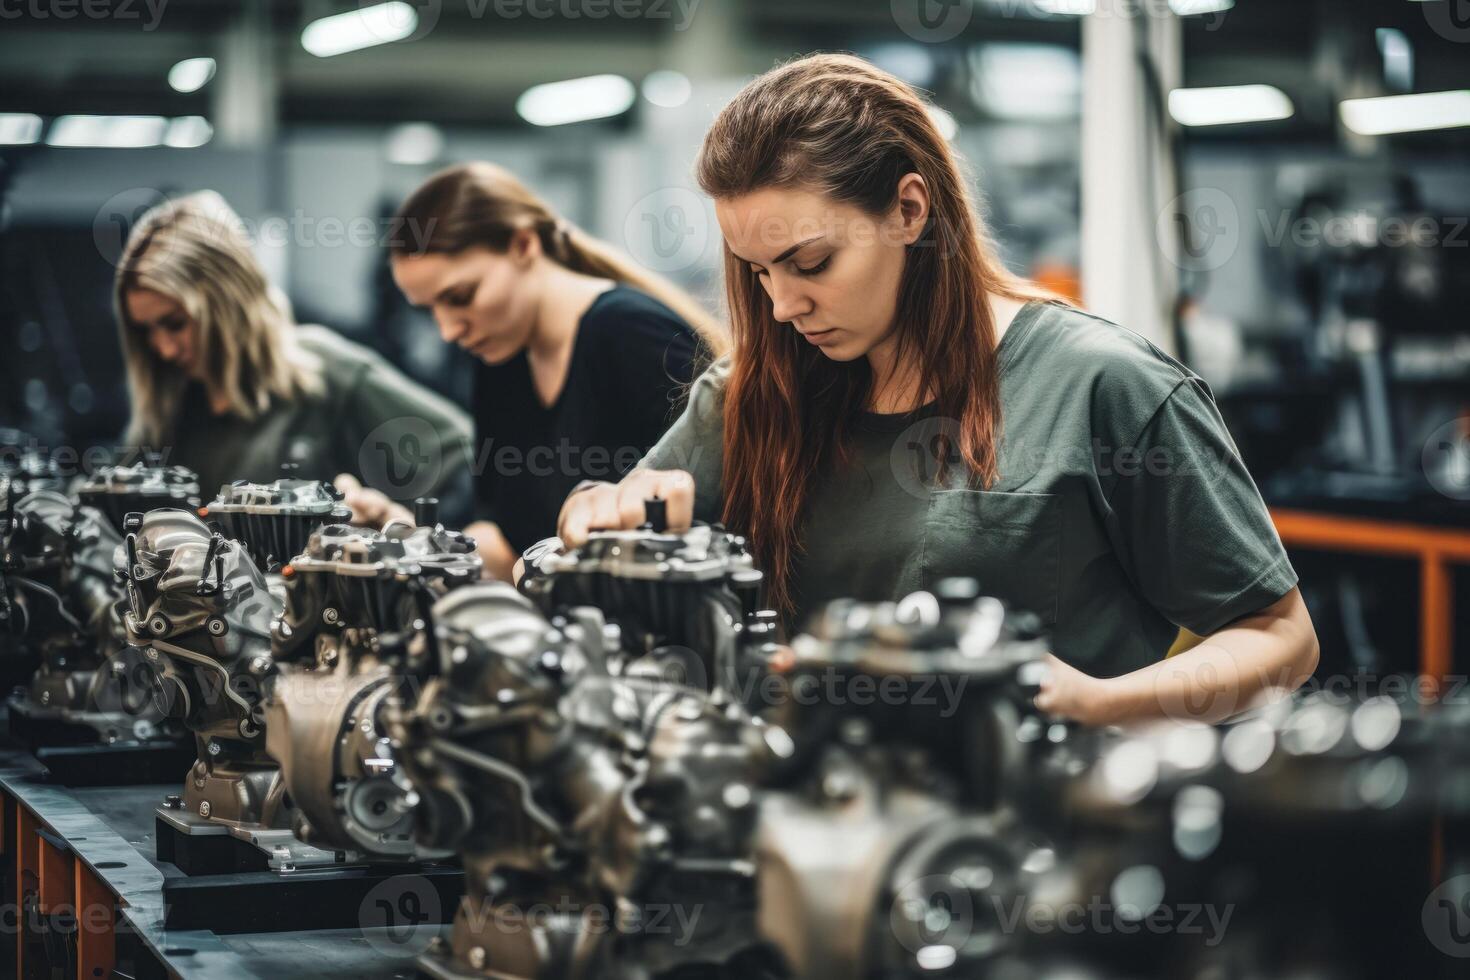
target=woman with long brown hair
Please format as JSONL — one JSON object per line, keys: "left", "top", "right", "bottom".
{"left": 556, "top": 54, "right": 1318, "bottom": 726}
{"left": 340, "top": 162, "right": 727, "bottom": 579}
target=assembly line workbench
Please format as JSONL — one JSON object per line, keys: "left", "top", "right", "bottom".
{"left": 0, "top": 745, "right": 447, "bottom": 979}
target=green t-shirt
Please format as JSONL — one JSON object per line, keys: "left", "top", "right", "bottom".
{"left": 641, "top": 301, "right": 1297, "bottom": 677}
{"left": 155, "top": 326, "right": 475, "bottom": 521}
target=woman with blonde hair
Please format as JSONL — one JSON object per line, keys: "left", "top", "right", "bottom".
{"left": 342, "top": 162, "right": 725, "bottom": 579}
{"left": 116, "top": 190, "right": 474, "bottom": 517}
{"left": 556, "top": 54, "right": 1318, "bottom": 726}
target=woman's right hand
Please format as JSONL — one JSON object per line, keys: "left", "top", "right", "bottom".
{"left": 557, "top": 469, "right": 696, "bottom": 547}
{"left": 333, "top": 473, "right": 413, "bottom": 529}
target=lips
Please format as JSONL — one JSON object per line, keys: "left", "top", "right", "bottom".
{"left": 800, "top": 328, "right": 839, "bottom": 346}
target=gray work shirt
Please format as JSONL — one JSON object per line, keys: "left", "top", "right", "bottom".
{"left": 642, "top": 301, "right": 1297, "bottom": 676}
{"left": 154, "top": 325, "right": 475, "bottom": 521}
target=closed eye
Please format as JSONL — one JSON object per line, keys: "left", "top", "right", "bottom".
{"left": 793, "top": 255, "right": 831, "bottom": 277}
{"left": 436, "top": 281, "right": 479, "bottom": 308}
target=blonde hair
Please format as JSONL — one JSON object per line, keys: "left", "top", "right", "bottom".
{"left": 391, "top": 162, "right": 728, "bottom": 357}
{"left": 115, "top": 191, "right": 323, "bottom": 446}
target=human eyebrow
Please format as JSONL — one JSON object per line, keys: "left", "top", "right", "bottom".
{"left": 433, "top": 280, "right": 476, "bottom": 304}
{"left": 740, "top": 236, "right": 826, "bottom": 269}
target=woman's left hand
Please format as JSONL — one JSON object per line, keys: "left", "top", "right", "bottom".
{"left": 1033, "top": 653, "right": 1112, "bottom": 726}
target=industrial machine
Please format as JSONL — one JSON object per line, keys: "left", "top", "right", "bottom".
{"left": 395, "top": 507, "right": 782, "bottom": 979}
{"left": 262, "top": 504, "right": 481, "bottom": 857}
{"left": 117, "top": 506, "right": 327, "bottom": 870}
{"left": 76, "top": 461, "right": 200, "bottom": 534}
{"left": 2, "top": 488, "right": 186, "bottom": 764}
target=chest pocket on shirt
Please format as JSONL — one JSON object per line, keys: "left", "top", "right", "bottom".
{"left": 920, "top": 489, "right": 1060, "bottom": 626}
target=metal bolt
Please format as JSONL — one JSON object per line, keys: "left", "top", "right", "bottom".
{"left": 467, "top": 947, "right": 487, "bottom": 969}
{"left": 199, "top": 801, "right": 212, "bottom": 818}
{"left": 722, "top": 783, "right": 752, "bottom": 809}
{"left": 323, "top": 607, "right": 339, "bottom": 625}
{"left": 207, "top": 740, "right": 222, "bottom": 756}
{"left": 821, "top": 769, "right": 858, "bottom": 803}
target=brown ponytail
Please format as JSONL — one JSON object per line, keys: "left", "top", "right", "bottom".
{"left": 390, "top": 162, "right": 727, "bottom": 357}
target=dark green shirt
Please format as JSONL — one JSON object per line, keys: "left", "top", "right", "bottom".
{"left": 155, "top": 326, "right": 475, "bottom": 521}
{"left": 641, "top": 301, "right": 1297, "bottom": 676}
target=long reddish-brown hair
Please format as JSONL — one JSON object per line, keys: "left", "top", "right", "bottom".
{"left": 697, "top": 53, "right": 1064, "bottom": 615}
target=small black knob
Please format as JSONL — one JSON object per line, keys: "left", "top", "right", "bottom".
{"left": 731, "top": 568, "right": 764, "bottom": 618}
{"left": 123, "top": 511, "right": 144, "bottom": 534}
{"left": 414, "top": 497, "right": 440, "bottom": 527}
{"left": 642, "top": 496, "right": 667, "bottom": 533}
{"left": 1011, "top": 610, "right": 1044, "bottom": 641}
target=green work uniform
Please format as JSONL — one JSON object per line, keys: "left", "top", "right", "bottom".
{"left": 150, "top": 326, "right": 475, "bottom": 521}
{"left": 641, "top": 301, "right": 1297, "bottom": 677}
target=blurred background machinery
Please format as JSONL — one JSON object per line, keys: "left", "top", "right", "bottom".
{"left": 3, "top": 0, "right": 1467, "bottom": 697}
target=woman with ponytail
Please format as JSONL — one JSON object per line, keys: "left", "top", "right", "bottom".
{"left": 557, "top": 54, "right": 1318, "bottom": 726}
{"left": 342, "top": 162, "right": 725, "bottom": 579}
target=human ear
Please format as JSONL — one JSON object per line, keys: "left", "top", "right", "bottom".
{"left": 510, "top": 227, "right": 540, "bottom": 266}
{"left": 894, "top": 172, "right": 931, "bottom": 246}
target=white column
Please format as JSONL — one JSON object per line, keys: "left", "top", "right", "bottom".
{"left": 211, "top": 0, "right": 278, "bottom": 149}
{"left": 1080, "top": 1, "right": 1182, "bottom": 353}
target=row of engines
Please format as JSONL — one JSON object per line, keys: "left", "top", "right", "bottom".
{"left": 5, "top": 459, "right": 1468, "bottom": 979}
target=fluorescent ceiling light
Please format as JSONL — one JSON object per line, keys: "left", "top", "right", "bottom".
{"left": 517, "top": 75, "right": 636, "bottom": 127}
{"left": 165, "top": 116, "right": 213, "bottom": 148}
{"left": 970, "top": 44, "right": 1080, "bottom": 120}
{"left": 1168, "top": 84, "right": 1294, "bottom": 127}
{"left": 47, "top": 115, "right": 168, "bottom": 148}
{"left": 168, "top": 57, "right": 216, "bottom": 93}
{"left": 1034, "top": 0, "right": 1094, "bottom": 14}
{"left": 642, "top": 70, "right": 692, "bottom": 109}
{"left": 1169, "top": 0, "right": 1234, "bottom": 14}
{"left": 1340, "top": 90, "right": 1470, "bottom": 135}
{"left": 302, "top": 2, "right": 418, "bottom": 58}
{"left": 385, "top": 122, "right": 444, "bottom": 165}
{"left": 0, "top": 112, "right": 43, "bottom": 145}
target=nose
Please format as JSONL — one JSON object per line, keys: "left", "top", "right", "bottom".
{"left": 434, "top": 309, "right": 470, "bottom": 345}
{"left": 151, "top": 329, "right": 180, "bottom": 363}
{"left": 765, "top": 274, "right": 814, "bottom": 325}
